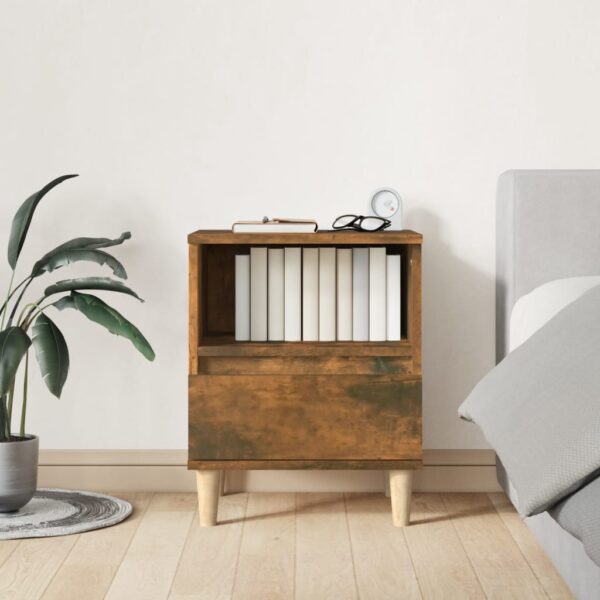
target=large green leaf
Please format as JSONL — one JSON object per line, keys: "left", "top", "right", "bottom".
{"left": 0, "top": 327, "right": 31, "bottom": 396}
{"left": 54, "top": 292, "right": 155, "bottom": 361}
{"left": 44, "top": 277, "right": 143, "bottom": 301}
{"left": 31, "top": 248, "right": 127, "bottom": 279}
{"left": 32, "top": 313, "right": 69, "bottom": 398}
{"left": 8, "top": 174, "right": 79, "bottom": 269}
{"left": 31, "top": 232, "right": 131, "bottom": 277}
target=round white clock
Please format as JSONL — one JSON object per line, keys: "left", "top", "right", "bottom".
{"left": 371, "top": 188, "right": 403, "bottom": 229}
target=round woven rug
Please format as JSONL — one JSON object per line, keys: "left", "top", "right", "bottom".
{"left": 0, "top": 488, "right": 132, "bottom": 540}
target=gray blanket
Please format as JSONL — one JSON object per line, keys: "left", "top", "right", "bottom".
{"left": 459, "top": 284, "right": 600, "bottom": 517}
{"left": 551, "top": 477, "right": 600, "bottom": 567}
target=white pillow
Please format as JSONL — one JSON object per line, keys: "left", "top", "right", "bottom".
{"left": 509, "top": 276, "right": 600, "bottom": 351}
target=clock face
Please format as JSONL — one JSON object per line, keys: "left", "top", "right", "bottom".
{"left": 371, "top": 188, "right": 401, "bottom": 218}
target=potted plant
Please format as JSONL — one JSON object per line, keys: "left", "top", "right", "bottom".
{"left": 0, "top": 174, "right": 154, "bottom": 512}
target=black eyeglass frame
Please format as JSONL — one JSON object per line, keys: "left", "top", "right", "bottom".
{"left": 332, "top": 214, "right": 392, "bottom": 232}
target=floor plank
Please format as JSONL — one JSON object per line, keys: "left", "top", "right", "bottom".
{"left": 404, "top": 493, "right": 485, "bottom": 599}
{"left": 488, "top": 493, "right": 574, "bottom": 600}
{"left": 442, "top": 493, "right": 548, "bottom": 599}
{"left": 41, "top": 492, "right": 153, "bottom": 600}
{"left": 0, "top": 534, "right": 78, "bottom": 600}
{"left": 295, "top": 493, "right": 357, "bottom": 600}
{"left": 169, "top": 492, "right": 248, "bottom": 600}
{"left": 345, "top": 493, "right": 421, "bottom": 600}
{"left": 105, "top": 493, "right": 195, "bottom": 600}
{"left": 0, "top": 540, "right": 20, "bottom": 567}
{"left": 232, "top": 493, "right": 296, "bottom": 600}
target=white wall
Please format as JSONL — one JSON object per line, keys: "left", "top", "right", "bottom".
{"left": 1, "top": 0, "right": 600, "bottom": 452}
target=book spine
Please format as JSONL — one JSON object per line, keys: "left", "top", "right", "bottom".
{"left": 284, "top": 247, "right": 302, "bottom": 341}
{"left": 352, "top": 248, "right": 369, "bottom": 341}
{"left": 302, "top": 248, "right": 319, "bottom": 341}
{"left": 268, "top": 248, "right": 284, "bottom": 341}
{"left": 250, "top": 247, "right": 268, "bottom": 341}
{"left": 336, "top": 249, "right": 353, "bottom": 341}
{"left": 235, "top": 254, "right": 250, "bottom": 341}
{"left": 386, "top": 254, "right": 401, "bottom": 341}
{"left": 369, "top": 247, "right": 387, "bottom": 341}
{"left": 319, "top": 247, "right": 336, "bottom": 341}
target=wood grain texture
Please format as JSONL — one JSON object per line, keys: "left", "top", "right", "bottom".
{"left": 403, "top": 493, "right": 484, "bottom": 599}
{"left": 188, "top": 229, "right": 423, "bottom": 245}
{"left": 200, "top": 355, "right": 414, "bottom": 375}
{"left": 197, "top": 340, "right": 413, "bottom": 357}
{"left": 442, "top": 493, "right": 547, "bottom": 599}
{"left": 295, "top": 493, "right": 357, "bottom": 600}
{"left": 195, "top": 470, "right": 220, "bottom": 526}
{"left": 188, "top": 459, "right": 422, "bottom": 470}
{"left": 41, "top": 492, "right": 152, "bottom": 600}
{"left": 0, "top": 534, "right": 78, "bottom": 600}
{"left": 2, "top": 493, "right": 572, "bottom": 599}
{"left": 488, "top": 493, "right": 574, "bottom": 599}
{"left": 232, "top": 493, "right": 296, "bottom": 600}
{"left": 345, "top": 493, "right": 422, "bottom": 599}
{"left": 407, "top": 244, "right": 422, "bottom": 373}
{"left": 0, "top": 540, "right": 20, "bottom": 568}
{"left": 189, "top": 375, "right": 421, "bottom": 461}
{"left": 188, "top": 244, "right": 201, "bottom": 375}
{"left": 105, "top": 494, "right": 194, "bottom": 600}
{"left": 389, "top": 470, "right": 414, "bottom": 527}
{"left": 169, "top": 493, "right": 248, "bottom": 600}
{"left": 189, "top": 231, "right": 422, "bottom": 501}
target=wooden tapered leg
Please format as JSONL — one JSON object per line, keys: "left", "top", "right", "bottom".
{"left": 196, "top": 470, "right": 220, "bottom": 527}
{"left": 388, "top": 470, "right": 413, "bottom": 527}
{"left": 218, "top": 470, "right": 226, "bottom": 496}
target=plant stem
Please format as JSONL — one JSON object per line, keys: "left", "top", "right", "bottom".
{"left": 0, "top": 271, "right": 15, "bottom": 330}
{"left": 17, "top": 302, "right": 40, "bottom": 329}
{"left": 0, "top": 275, "right": 30, "bottom": 320}
{"left": 20, "top": 352, "right": 29, "bottom": 438}
{"left": 21, "top": 302, "right": 54, "bottom": 331}
{"left": 6, "top": 277, "right": 33, "bottom": 327}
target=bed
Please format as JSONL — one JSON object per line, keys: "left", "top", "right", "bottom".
{"left": 495, "top": 170, "right": 600, "bottom": 598}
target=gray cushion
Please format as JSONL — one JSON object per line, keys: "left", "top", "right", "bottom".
{"left": 459, "top": 284, "right": 600, "bottom": 516}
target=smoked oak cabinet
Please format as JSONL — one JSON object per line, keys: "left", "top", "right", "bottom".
{"left": 188, "top": 230, "right": 422, "bottom": 526}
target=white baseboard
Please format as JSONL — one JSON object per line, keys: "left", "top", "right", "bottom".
{"left": 38, "top": 449, "right": 501, "bottom": 493}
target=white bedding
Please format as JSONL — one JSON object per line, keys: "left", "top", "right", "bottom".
{"left": 509, "top": 276, "right": 600, "bottom": 351}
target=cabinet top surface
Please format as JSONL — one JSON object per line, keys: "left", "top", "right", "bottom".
{"left": 188, "top": 229, "right": 423, "bottom": 245}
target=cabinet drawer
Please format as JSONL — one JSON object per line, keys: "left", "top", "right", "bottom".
{"left": 189, "top": 374, "right": 421, "bottom": 461}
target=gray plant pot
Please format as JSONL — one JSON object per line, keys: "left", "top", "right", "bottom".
{"left": 0, "top": 435, "right": 39, "bottom": 512}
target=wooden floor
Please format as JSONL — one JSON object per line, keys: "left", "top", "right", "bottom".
{"left": 0, "top": 492, "right": 573, "bottom": 599}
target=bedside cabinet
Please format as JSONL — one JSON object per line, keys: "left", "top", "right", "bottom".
{"left": 188, "top": 230, "right": 422, "bottom": 527}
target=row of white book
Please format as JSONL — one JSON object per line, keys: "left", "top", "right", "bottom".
{"left": 235, "top": 247, "right": 403, "bottom": 342}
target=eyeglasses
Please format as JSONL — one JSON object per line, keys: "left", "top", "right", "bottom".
{"left": 332, "top": 214, "right": 391, "bottom": 232}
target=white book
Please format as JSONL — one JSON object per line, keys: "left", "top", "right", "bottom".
{"left": 268, "top": 248, "right": 284, "bottom": 341}
{"left": 235, "top": 255, "right": 250, "bottom": 341}
{"left": 336, "top": 249, "right": 353, "bottom": 341}
{"left": 302, "top": 248, "right": 319, "bottom": 341}
{"left": 284, "top": 247, "right": 302, "bottom": 341}
{"left": 319, "top": 247, "right": 336, "bottom": 341}
{"left": 352, "top": 248, "right": 369, "bottom": 341}
{"left": 369, "top": 247, "right": 387, "bottom": 341}
{"left": 386, "top": 254, "right": 402, "bottom": 341}
{"left": 250, "top": 247, "right": 268, "bottom": 341}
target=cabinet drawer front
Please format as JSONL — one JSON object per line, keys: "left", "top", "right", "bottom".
{"left": 189, "top": 375, "right": 421, "bottom": 461}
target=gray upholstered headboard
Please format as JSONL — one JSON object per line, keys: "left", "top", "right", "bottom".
{"left": 496, "top": 170, "right": 600, "bottom": 362}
